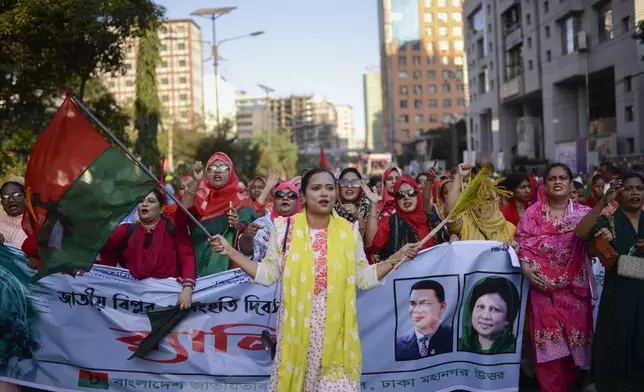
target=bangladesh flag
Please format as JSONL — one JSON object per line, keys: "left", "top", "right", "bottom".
{"left": 77, "top": 369, "right": 109, "bottom": 390}
{"left": 23, "top": 96, "right": 156, "bottom": 280}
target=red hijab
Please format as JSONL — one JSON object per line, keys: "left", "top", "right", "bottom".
{"left": 270, "top": 182, "right": 302, "bottom": 221}
{"left": 378, "top": 167, "right": 402, "bottom": 214}
{"left": 194, "top": 152, "right": 247, "bottom": 220}
{"left": 393, "top": 176, "right": 433, "bottom": 248}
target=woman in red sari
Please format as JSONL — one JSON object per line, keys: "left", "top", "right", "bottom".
{"left": 377, "top": 167, "right": 402, "bottom": 217}
{"left": 515, "top": 163, "right": 593, "bottom": 392}
{"left": 499, "top": 172, "right": 531, "bottom": 226}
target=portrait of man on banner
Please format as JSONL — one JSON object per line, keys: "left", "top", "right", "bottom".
{"left": 395, "top": 279, "right": 454, "bottom": 361}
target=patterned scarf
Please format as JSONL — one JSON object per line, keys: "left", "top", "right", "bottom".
{"left": 277, "top": 211, "right": 361, "bottom": 390}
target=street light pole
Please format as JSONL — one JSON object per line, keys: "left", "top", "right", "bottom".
{"left": 258, "top": 83, "right": 275, "bottom": 147}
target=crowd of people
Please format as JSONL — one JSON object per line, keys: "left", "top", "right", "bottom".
{"left": 0, "top": 151, "right": 642, "bottom": 392}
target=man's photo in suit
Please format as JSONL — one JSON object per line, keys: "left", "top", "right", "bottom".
{"left": 395, "top": 279, "right": 453, "bottom": 361}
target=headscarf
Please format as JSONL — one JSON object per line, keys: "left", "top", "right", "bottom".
{"left": 458, "top": 276, "right": 520, "bottom": 354}
{"left": 290, "top": 176, "right": 302, "bottom": 189}
{"left": 515, "top": 199, "right": 591, "bottom": 294}
{"left": 378, "top": 167, "right": 402, "bottom": 214}
{"left": 269, "top": 182, "right": 301, "bottom": 221}
{"left": 248, "top": 176, "right": 266, "bottom": 200}
{"left": 194, "top": 152, "right": 245, "bottom": 220}
{"left": 461, "top": 176, "right": 515, "bottom": 242}
{"left": 393, "top": 177, "right": 431, "bottom": 243}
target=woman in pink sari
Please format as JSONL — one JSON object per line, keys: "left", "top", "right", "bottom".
{"left": 515, "top": 163, "right": 593, "bottom": 392}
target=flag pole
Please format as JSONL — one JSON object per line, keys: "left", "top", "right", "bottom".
{"left": 70, "top": 95, "right": 213, "bottom": 239}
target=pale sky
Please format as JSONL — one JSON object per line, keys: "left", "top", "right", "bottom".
{"left": 156, "top": 0, "right": 380, "bottom": 139}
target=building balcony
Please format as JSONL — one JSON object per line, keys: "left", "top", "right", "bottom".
{"left": 500, "top": 75, "right": 524, "bottom": 102}
{"left": 504, "top": 25, "right": 523, "bottom": 50}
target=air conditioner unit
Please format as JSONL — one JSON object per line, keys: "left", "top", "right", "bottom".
{"left": 578, "top": 31, "right": 588, "bottom": 51}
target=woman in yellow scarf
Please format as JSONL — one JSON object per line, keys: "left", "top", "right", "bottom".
{"left": 211, "top": 168, "right": 419, "bottom": 391}
{"left": 445, "top": 164, "right": 516, "bottom": 242}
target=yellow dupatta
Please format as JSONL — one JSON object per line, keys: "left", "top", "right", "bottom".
{"left": 276, "top": 211, "right": 361, "bottom": 391}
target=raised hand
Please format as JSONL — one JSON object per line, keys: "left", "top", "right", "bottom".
{"left": 266, "top": 170, "right": 281, "bottom": 190}
{"left": 603, "top": 180, "right": 623, "bottom": 205}
{"left": 192, "top": 161, "right": 204, "bottom": 182}
{"left": 361, "top": 181, "right": 380, "bottom": 204}
{"left": 456, "top": 163, "right": 474, "bottom": 178}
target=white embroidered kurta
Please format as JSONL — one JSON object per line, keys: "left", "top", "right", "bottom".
{"left": 0, "top": 215, "right": 26, "bottom": 248}
{"left": 253, "top": 218, "right": 382, "bottom": 392}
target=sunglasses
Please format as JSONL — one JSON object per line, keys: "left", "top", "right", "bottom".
{"left": 395, "top": 189, "right": 418, "bottom": 200}
{"left": 275, "top": 190, "right": 298, "bottom": 200}
{"left": 1, "top": 192, "right": 23, "bottom": 201}
{"left": 207, "top": 164, "right": 230, "bottom": 173}
{"left": 338, "top": 179, "right": 362, "bottom": 188}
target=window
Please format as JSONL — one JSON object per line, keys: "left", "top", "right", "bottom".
{"left": 505, "top": 47, "right": 523, "bottom": 80}
{"left": 175, "top": 26, "right": 186, "bottom": 34}
{"left": 179, "top": 94, "right": 188, "bottom": 101}
{"left": 544, "top": 1, "right": 549, "bottom": 13}
{"left": 479, "top": 68, "right": 489, "bottom": 93}
{"left": 413, "top": 71, "right": 422, "bottom": 80}
{"left": 455, "top": 70, "right": 463, "bottom": 79}
{"left": 425, "top": 27, "right": 433, "bottom": 37}
{"left": 477, "top": 38, "right": 485, "bottom": 58}
{"left": 398, "top": 57, "right": 407, "bottom": 66}
{"left": 161, "top": 95, "right": 169, "bottom": 102}
{"left": 108, "top": 81, "right": 115, "bottom": 88}
{"left": 622, "top": 16, "right": 631, "bottom": 33}
{"left": 439, "top": 41, "right": 449, "bottom": 51}
{"left": 452, "top": 12, "right": 462, "bottom": 22}
{"left": 625, "top": 76, "right": 633, "bottom": 92}
{"left": 413, "top": 56, "right": 421, "bottom": 65}
{"left": 562, "top": 16, "right": 580, "bottom": 54}
{"left": 424, "top": 13, "right": 433, "bottom": 23}
{"left": 489, "top": 41, "right": 493, "bottom": 53}
{"left": 399, "top": 115, "right": 409, "bottom": 123}
{"left": 415, "top": 114, "right": 424, "bottom": 123}
{"left": 527, "top": 37, "right": 532, "bottom": 49}
{"left": 442, "top": 70, "right": 452, "bottom": 80}
{"left": 437, "top": 0, "right": 446, "bottom": 6}
{"left": 178, "top": 60, "right": 187, "bottom": 67}
{"left": 454, "top": 40, "right": 464, "bottom": 51}
{"left": 161, "top": 60, "right": 168, "bottom": 68}
{"left": 441, "top": 56, "right": 450, "bottom": 65}
{"left": 625, "top": 106, "right": 635, "bottom": 122}
{"left": 415, "top": 129, "right": 424, "bottom": 137}
{"left": 180, "top": 111, "right": 188, "bottom": 119}
{"left": 160, "top": 44, "right": 168, "bottom": 51}
{"left": 439, "top": 27, "right": 449, "bottom": 36}
{"left": 546, "top": 50, "right": 552, "bottom": 62}
{"left": 399, "top": 71, "right": 408, "bottom": 80}
{"left": 430, "top": 114, "right": 438, "bottom": 122}
{"left": 470, "top": 7, "right": 485, "bottom": 33}
{"left": 414, "top": 85, "right": 422, "bottom": 94}
{"left": 179, "top": 77, "right": 187, "bottom": 84}
{"left": 526, "top": 14, "right": 531, "bottom": 26}
{"left": 425, "top": 0, "right": 432, "bottom": 6}
{"left": 124, "top": 63, "right": 133, "bottom": 70}
{"left": 545, "top": 25, "right": 550, "bottom": 38}
{"left": 442, "top": 84, "right": 451, "bottom": 92}
{"left": 438, "top": 12, "right": 448, "bottom": 22}
{"left": 400, "top": 100, "right": 409, "bottom": 108}
{"left": 443, "top": 114, "right": 453, "bottom": 123}
{"left": 453, "top": 26, "right": 463, "bottom": 36}
{"left": 597, "top": 1, "right": 613, "bottom": 43}
{"left": 427, "top": 70, "right": 436, "bottom": 80}
{"left": 160, "top": 78, "right": 169, "bottom": 85}
{"left": 426, "top": 42, "right": 434, "bottom": 54}
{"left": 412, "top": 41, "right": 421, "bottom": 51}
{"left": 428, "top": 99, "right": 438, "bottom": 108}
{"left": 456, "top": 83, "right": 465, "bottom": 92}
{"left": 454, "top": 56, "right": 464, "bottom": 65}
{"left": 458, "top": 98, "right": 466, "bottom": 106}
{"left": 399, "top": 86, "right": 408, "bottom": 95}
{"left": 177, "top": 43, "right": 186, "bottom": 50}
{"left": 443, "top": 99, "right": 452, "bottom": 107}
{"left": 414, "top": 99, "right": 423, "bottom": 108}
{"left": 401, "top": 129, "right": 410, "bottom": 139}
{"left": 428, "top": 85, "right": 437, "bottom": 94}
{"left": 528, "top": 60, "right": 534, "bottom": 70}
{"left": 426, "top": 56, "right": 435, "bottom": 64}
{"left": 451, "top": 0, "right": 460, "bottom": 6}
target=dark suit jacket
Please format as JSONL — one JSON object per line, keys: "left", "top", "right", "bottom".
{"left": 395, "top": 324, "right": 453, "bottom": 361}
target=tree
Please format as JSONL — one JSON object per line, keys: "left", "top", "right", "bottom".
{"left": 134, "top": 28, "right": 162, "bottom": 175}
{"left": 195, "top": 119, "right": 260, "bottom": 180}
{"left": 84, "top": 78, "right": 133, "bottom": 149}
{"left": 253, "top": 130, "right": 298, "bottom": 178}
{"left": 635, "top": 21, "right": 644, "bottom": 57}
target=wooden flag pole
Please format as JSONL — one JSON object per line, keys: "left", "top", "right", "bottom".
{"left": 71, "top": 95, "right": 213, "bottom": 240}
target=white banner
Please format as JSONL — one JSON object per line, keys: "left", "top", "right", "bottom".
{"left": 0, "top": 241, "right": 528, "bottom": 392}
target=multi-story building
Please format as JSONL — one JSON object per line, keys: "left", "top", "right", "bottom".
{"left": 378, "top": 0, "right": 468, "bottom": 155}
{"left": 234, "top": 92, "right": 277, "bottom": 140}
{"left": 103, "top": 19, "right": 204, "bottom": 128}
{"left": 363, "top": 69, "right": 385, "bottom": 152}
{"left": 335, "top": 104, "right": 357, "bottom": 149}
{"left": 464, "top": 0, "right": 644, "bottom": 170}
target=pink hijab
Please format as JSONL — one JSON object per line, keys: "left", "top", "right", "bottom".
{"left": 270, "top": 181, "right": 301, "bottom": 221}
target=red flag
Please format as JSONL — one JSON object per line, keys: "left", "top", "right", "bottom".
{"left": 320, "top": 146, "right": 328, "bottom": 169}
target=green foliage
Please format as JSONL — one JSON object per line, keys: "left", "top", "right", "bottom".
{"left": 195, "top": 119, "right": 261, "bottom": 181}
{"left": 636, "top": 21, "right": 644, "bottom": 60}
{"left": 84, "top": 78, "right": 133, "bottom": 149}
{"left": 134, "top": 28, "right": 161, "bottom": 175}
{"left": 253, "top": 130, "right": 298, "bottom": 178}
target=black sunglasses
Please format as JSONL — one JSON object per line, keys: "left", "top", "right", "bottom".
{"left": 275, "top": 190, "right": 298, "bottom": 200}
{"left": 338, "top": 179, "right": 362, "bottom": 188}
{"left": 395, "top": 189, "right": 418, "bottom": 200}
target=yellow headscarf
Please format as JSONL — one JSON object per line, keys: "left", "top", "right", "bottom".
{"left": 275, "top": 211, "right": 361, "bottom": 390}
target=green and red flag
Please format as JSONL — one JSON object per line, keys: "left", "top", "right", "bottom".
{"left": 77, "top": 369, "right": 109, "bottom": 390}
{"left": 22, "top": 96, "right": 156, "bottom": 280}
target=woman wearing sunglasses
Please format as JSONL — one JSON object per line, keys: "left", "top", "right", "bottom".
{"left": 335, "top": 168, "right": 379, "bottom": 234}
{"left": 369, "top": 176, "right": 449, "bottom": 259}
{"left": 181, "top": 153, "right": 258, "bottom": 276}
{"left": 238, "top": 180, "right": 301, "bottom": 261}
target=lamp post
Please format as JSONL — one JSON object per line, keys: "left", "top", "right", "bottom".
{"left": 258, "top": 84, "right": 275, "bottom": 146}
{"left": 191, "top": 7, "right": 236, "bottom": 126}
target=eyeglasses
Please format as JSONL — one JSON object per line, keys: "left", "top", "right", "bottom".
{"left": 395, "top": 189, "right": 418, "bottom": 200}
{"left": 1, "top": 192, "right": 23, "bottom": 201}
{"left": 338, "top": 179, "right": 362, "bottom": 188}
{"left": 275, "top": 190, "right": 298, "bottom": 200}
{"left": 207, "top": 164, "right": 230, "bottom": 173}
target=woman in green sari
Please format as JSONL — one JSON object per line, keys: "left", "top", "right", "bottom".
{"left": 458, "top": 276, "right": 520, "bottom": 354}
{"left": 182, "top": 153, "right": 257, "bottom": 276}
{"left": 576, "top": 171, "right": 644, "bottom": 391}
